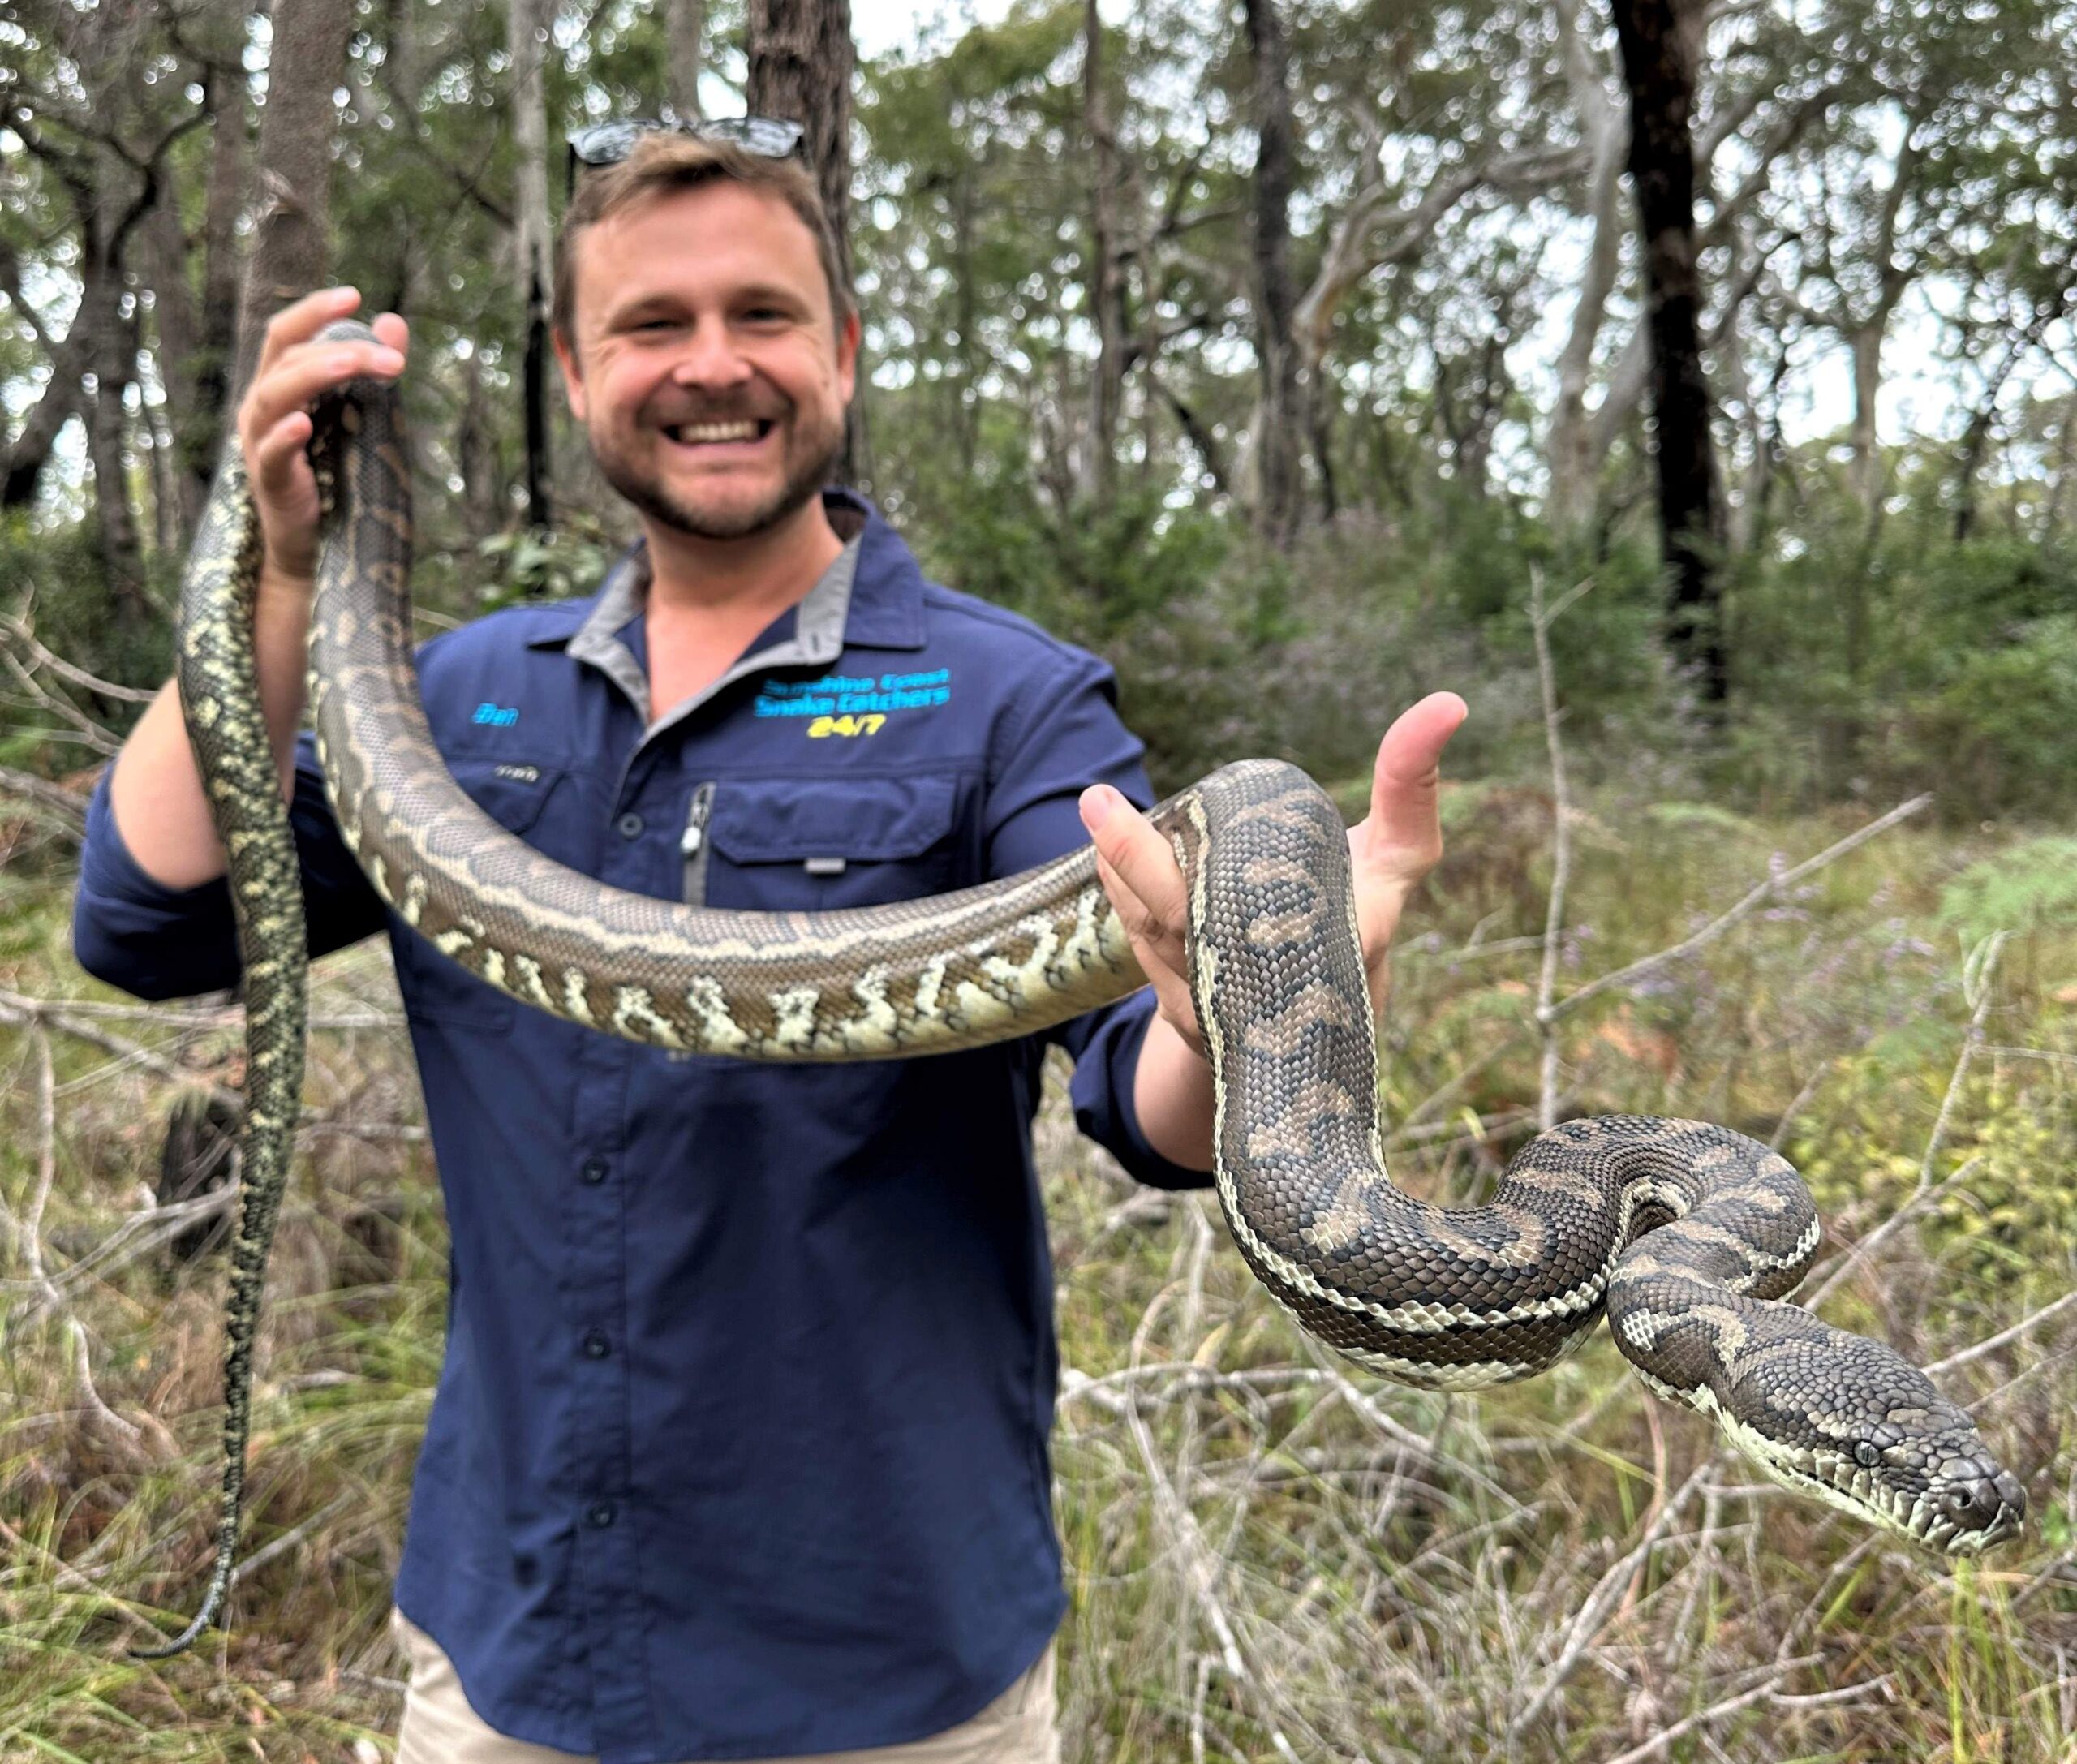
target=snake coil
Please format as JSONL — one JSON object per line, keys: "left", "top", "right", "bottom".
{"left": 139, "top": 324, "right": 2023, "bottom": 1655}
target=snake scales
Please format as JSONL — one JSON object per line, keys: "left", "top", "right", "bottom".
{"left": 140, "top": 324, "right": 2024, "bottom": 1655}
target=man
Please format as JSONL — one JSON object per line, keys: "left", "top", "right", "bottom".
{"left": 74, "top": 125, "right": 1464, "bottom": 1762}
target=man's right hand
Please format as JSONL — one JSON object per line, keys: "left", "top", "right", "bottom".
{"left": 105, "top": 288, "right": 408, "bottom": 891}
{"left": 240, "top": 286, "right": 409, "bottom": 583}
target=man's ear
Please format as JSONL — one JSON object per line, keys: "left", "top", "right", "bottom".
{"left": 552, "top": 325, "right": 587, "bottom": 423}
{"left": 835, "top": 308, "right": 862, "bottom": 409}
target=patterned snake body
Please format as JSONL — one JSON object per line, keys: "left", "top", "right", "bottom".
{"left": 140, "top": 326, "right": 2022, "bottom": 1654}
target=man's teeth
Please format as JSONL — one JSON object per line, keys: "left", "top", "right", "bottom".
{"left": 666, "top": 420, "right": 764, "bottom": 443}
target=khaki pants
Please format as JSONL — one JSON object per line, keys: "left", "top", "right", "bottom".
{"left": 392, "top": 1611, "right": 1061, "bottom": 1764}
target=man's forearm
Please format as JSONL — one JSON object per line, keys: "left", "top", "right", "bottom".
{"left": 1130, "top": 1010, "right": 1217, "bottom": 1172}
{"left": 107, "top": 566, "right": 314, "bottom": 890}
{"left": 1129, "top": 968, "right": 1393, "bottom": 1175}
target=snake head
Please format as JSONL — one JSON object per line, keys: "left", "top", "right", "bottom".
{"left": 1720, "top": 1314, "right": 2026, "bottom": 1555}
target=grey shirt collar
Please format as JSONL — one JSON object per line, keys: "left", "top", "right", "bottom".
{"left": 566, "top": 513, "right": 865, "bottom": 741}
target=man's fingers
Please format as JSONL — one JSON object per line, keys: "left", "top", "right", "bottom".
{"left": 1361, "top": 691, "right": 1467, "bottom": 871}
{"left": 256, "top": 286, "right": 366, "bottom": 374}
{"left": 1087, "top": 822, "right": 1204, "bottom": 1052}
{"left": 250, "top": 411, "right": 314, "bottom": 494}
{"left": 241, "top": 337, "right": 406, "bottom": 449}
{"left": 257, "top": 286, "right": 406, "bottom": 370}
{"left": 1079, "top": 785, "right": 1188, "bottom": 958}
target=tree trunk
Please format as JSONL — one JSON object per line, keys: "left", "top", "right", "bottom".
{"left": 143, "top": 187, "right": 210, "bottom": 544}
{"left": 380, "top": 0, "right": 419, "bottom": 122}
{"left": 1544, "top": 0, "right": 1627, "bottom": 530}
{"left": 747, "top": 0, "right": 860, "bottom": 485}
{"left": 509, "top": 0, "right": 553, "bottom": 536}
{"left": 185, "top": 53, "right": 252, "bottom": 518}
{"left": 1847, "top": 321, "right": 1883, "bottom": 525}
{"left": 457, "top": 346, "right": 502, "bottom": 554}
{"left": 77, "top": 156, "right": 150, "bottom": 621}
{"left": 1608, "top": 0, "right": 1725, "bottom": 703}
{"left": 1241, "top": 0, "right": 1301, "bottom": 549}
{"left": 230, "top": 0, "right": 358, "bottom": 400}
{"left": 1080, "top": 0, "right": 1122, "bottom": 506}
{"left": 667, "top": 0, "right": 707, "bottom": 120}
{"left": 1, "top": 329, "right": 89, "bottom": 510}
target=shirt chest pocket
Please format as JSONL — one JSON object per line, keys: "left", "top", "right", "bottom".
{"left": 390, "top": 759, "right": 570, "bottom": 1032}
{"left": 701, "top": 775, "right": 968, "bottom": 912}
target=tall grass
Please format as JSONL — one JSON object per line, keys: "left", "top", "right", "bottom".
{"left": 2, "top": 776, "right": 2072, "bottom": 1761}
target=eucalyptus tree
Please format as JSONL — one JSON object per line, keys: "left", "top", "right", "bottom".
{"left": 0, "top": 0, "right": 232, "bottom": 619}
{"left": 748, "top": 0, "right": 859, "bottom": 481}
{"left": 1608, "top": 0, "right": 1723, "bottom": 702}
{"left": 1761, "top": 0, "right": 2056, "bottom": 531}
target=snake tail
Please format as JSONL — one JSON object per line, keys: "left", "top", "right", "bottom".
{"left": 133, "top": 437, "right": 312, "bottom": 1658}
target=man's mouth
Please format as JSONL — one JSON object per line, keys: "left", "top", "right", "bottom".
{"left": 660, "top": 419, "right": 776, "bottom": 450}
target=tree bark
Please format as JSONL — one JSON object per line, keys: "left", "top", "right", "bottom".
{"left": 186, "top": 50, "right": 252, "bottom": 518}
{"left": 1241, "top": 0, "right": 1301, "bottom": 549}
{"left": 230, "top": 0, "right": 358, "bottom": 400}
{"left": 143, "top": 187, "right": 210, "bottom": 543}
{"left": 509, "top": 0, "right": 553, "bottom": 535}
{"left": 456, "top": 346, "right": 503, "bottom": 558}
{"left": 1544, "top": 0, "right": 1628, "bottom": 531}
{"left": 76, "top": 155, "right": 149, "bottom": 619}
{"left": 1608, "top": 0, "right": 1725, "bottom": 703}
{"left": 747, "top": 0, "right": 861, "bottom": 485}
{"left": 1, "top": 328, "right": 89, "bottom": 510}
{"left": 1080, "top": 0, "right": 1123, "bottom": 506}
{"left": 667, "top": 0, "right": 707, "bottom": 120}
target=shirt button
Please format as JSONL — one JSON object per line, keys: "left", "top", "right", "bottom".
{"left": 617, "top": 811, "right": 644, "bottom": 839}
{"left": 580, "top": 1156, "right": 608, "bottom": 1185}
{"left": 587, "top": 1501, "right": 616, "bottom": 1529}
{"left": 583, "top": 1329, "right": 611, "bottom": 1359}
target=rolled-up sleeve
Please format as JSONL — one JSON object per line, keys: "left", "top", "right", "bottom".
{"left": 71, "top": 732, "right": 388, "bottom": 1001}
{"left": 984, "top": 648, "right": 1211, "bottom": 1191}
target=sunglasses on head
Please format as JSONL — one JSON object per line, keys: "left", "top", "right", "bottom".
{"left": 563, "top": 114, "right": 807, "bottom": 200}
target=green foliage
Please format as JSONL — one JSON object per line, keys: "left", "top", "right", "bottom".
{"left": 474, "top": 525, "right": 617, "bottom": 610}
{"left": 1937, "top": 837, "right": 2077, "bottom": 940}
{"left": 13, "top": 794, "right": 2075, "bottom": 1760}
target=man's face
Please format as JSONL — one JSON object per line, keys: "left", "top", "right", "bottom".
{"left": 554, "top": 181, "right": 859, "bottom": 541}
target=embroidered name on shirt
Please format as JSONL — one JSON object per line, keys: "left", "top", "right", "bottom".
{"left": 753, "top": 669, "right": 952, "bottom": 729}
{"left": 492, "top": 763, "right": 540, "bottom": 782}
{"left": 473, "top": 702, "right": 521, "bottom": 726}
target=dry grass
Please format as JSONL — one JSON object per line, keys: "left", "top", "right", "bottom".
{"left": 2, "top": 779, "right": 2073, "bottom": 1762}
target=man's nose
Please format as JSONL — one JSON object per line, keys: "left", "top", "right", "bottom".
{"left": 669, "top": 323, "right": 754, "bottom": 389}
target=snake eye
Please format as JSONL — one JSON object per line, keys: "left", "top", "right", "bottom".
{"left": 1854, "top": 1442, "right": 1881, "bottom": 1469}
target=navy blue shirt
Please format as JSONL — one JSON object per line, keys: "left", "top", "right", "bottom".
{"left": 73, "top": 488, "right": 1209, "bottom": 1762}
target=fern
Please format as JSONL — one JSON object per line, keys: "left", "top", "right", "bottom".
{"left": 1936, "top": 837, "right": 2077, "bottom": 940}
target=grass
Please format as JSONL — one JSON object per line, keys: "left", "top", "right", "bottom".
{"left": 2, "top": 773, "right": 2074, "bottom": 1762}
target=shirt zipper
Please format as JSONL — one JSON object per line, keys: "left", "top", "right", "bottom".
{"left": 681, "top": 782, "right": 716, "bottom": 905}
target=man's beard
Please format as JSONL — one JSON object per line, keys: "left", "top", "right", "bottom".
{"left": 587, "top": 404, "right": 846, "bottom": 541}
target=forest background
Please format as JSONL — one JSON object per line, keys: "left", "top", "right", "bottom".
{"left": 3, "top": 0, "right": 2077, "bottom": 1757}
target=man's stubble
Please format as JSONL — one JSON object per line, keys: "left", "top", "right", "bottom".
{"left": 587, "top": 397, "right": 847, "bottom": 541}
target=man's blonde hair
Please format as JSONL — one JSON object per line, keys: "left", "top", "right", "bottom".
{"left": 552, "top": 131, "right": 854, "bottom": 345}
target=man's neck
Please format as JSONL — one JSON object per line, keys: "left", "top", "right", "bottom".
{"left": 634, "top": 494, "right": 849, "bottom": 725}
{"left": 639, "top": 495, "right": 847, "bottom": 625}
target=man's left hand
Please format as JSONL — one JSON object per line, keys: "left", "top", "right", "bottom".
{"left": 1077, "top": 692, "right": 1468, "bottom": 1056}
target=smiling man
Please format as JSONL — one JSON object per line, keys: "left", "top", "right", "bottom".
{"left": 74, "top": 125, "right": 1464, "bottom": 1763}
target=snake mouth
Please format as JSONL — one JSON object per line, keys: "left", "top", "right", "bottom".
{"left": 1745, "top": 1451, "right": 2026, "bottom": 1556}
{"left": 1932, "top": 1476, "right": 2028, "bottom": 1555}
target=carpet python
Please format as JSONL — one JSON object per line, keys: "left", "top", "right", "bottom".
{"left": 137, "top": 325, "right": 2024, "bottom": 1655}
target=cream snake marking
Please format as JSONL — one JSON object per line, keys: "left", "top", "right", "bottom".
{"left": 140, "top": 324, "right": 2023, "bottom": 1654}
